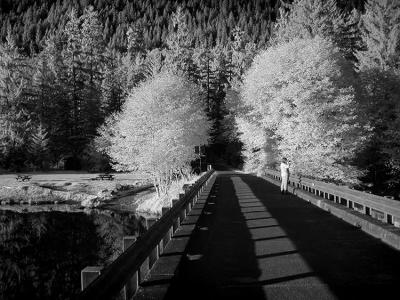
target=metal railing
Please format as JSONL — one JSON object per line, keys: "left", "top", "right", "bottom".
{"left": 79, "top": 169, "right": 215, "bottom": 300}
{"left": 264, "top": 169, "right": 400, "bottom": 227}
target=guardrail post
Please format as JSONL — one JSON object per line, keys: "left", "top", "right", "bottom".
{"left": 365, "top": 206, "right": 370, "bottom": 216}
{"left": 122, "top": 236, "right": 138, "bottom": 300}
{"left": 139, "top": 257, "right": 150, "bottom": 284}
{"left": 147, "top": 218, "right": 159, "bottom": 268}
{"left": 186, "top": 187, "right": 192, "bottom": 214}
{"left": 139, "top": 222, "right": 150, "bottom": 284}
{"left": 348, "top": 200, "right": 353, "bottom": 209}
{"left": 158, "top": 238, "right": 164, "bottom": 256}
{"left": 386, "top": 214, "right": 393, "bottom": 225}
{"left": 172, "top": 199, "right": 180, "bottom": 231}
{"left": 162, "top": 207, "right": 171, "bottom": 246}
{"left": 179, "top": 193, "right": 186, "bottom": 222}
{"left": 81, "top": 266, "right": 102, "bottom": 291}
{"left": 123, "top": 236, "right": 136, "bottom": 251}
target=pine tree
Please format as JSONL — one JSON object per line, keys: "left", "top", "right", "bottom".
{"left": 62, "top": 8, "right": 83, "bottom": 139}
{"left": 80, "top": 6, "right": 105, "bottom": 138}
{"left": 355, "top": 0, "right": 400, "bottom": 73}
{"left": 127, "top": 24, "right": 145, "bottom": 56}
{"left": 165, "top": 6, "right": 194, "bottom": 76}
{"left": 101, "top": 47, "right": 125, "bottom": 114}
{"left": 28, "top": 123, "right": 50, "bottom": 169}
{"left": 0, "top": 32, "right": 33, "bottom": 169}
{"left": 193, "top": 46, "right": 215, "bottom": 113}
{"left": 39, "top": 35, "right": 73, "bottom": 161}
{"left": 0, "top": 31, "right": 27, "bottom": 109}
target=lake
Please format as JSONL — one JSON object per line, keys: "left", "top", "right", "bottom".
{"left": 0, "top": 209, "right": 145, "bottom": 300}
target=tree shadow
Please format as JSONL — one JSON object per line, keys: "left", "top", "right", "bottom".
{"left": 163, "top": 173, "right": 266, "bottom": 300}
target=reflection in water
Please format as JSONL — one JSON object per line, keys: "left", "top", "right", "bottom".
{"left": 0, "top": 210, "right": 143, "bottom": 300}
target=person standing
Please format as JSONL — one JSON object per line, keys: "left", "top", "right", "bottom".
{"left": 280, "top": 157, "right": 290, "bottom": 194}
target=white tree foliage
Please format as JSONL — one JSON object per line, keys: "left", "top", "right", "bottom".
{"left": 100, "top": 72, "right": 210, "bottom": 195}
{"left": 241, "top": 37, "right": 369, "bottom": 182}
{"left": 273, "top": 0, "right": 360, "bottom": 61}
{"left": 236, "top": 115, "right": 267, "bottom": 174}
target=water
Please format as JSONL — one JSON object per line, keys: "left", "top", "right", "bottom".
{"left": 0, "top": 210, "right": 144, "bottom": 300}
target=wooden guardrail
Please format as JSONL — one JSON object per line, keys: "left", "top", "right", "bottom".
{"left": 79, "top": 168, "right": 215, "bottom": 300}
{"left": 263, "top": 169, "right": 400, "bottom": 228}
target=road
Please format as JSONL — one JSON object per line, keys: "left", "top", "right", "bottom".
{"left": 135, "top": 171, "right": 400, "bottom": 299}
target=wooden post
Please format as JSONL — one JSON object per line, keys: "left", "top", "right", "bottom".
{"left": 122, "top": 236, "right": 138, "bottom": 300}
{"left": 139, "top": 257, "right": 150, "bottom": 283}
{"left": 179, "top": 193, "right": 186, "bottom": 222}
{"left": 147, "top": 218, "right": 159, "bottom": 268}
{"left": 162, "top": 207, "right": 171, "bottom": 246}
{"left": 123, "top": 236, "right": 136, "bottom": 251}
{"left": 158, "top": 238, "right": 164, "bottom": 256}
{"left": 81, "top": 266, "right": 102, "bottom": 291}
{"left": 386, "top": 214, "right": 393, "bottom": 225}
{"left": 172, "top": 199, "right": 180, "bottom": 231}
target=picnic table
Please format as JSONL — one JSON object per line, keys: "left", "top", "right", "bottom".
{"left": 16, "top": 174, "right": 32, "bottom": 182}
{"left": 93, "top": 173, "right": 115, "bottom": 181}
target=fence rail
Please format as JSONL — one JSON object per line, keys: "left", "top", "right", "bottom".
{"left": 78, "top": 169, "right": 215, "bottom": 300}
{"left": 264, "top": 169, "right": 400, "bottom": 227}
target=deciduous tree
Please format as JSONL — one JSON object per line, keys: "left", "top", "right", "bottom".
{"left": 242, "top": 37, "right": 368, "bottom": 182}
{"left": 100, "top": 72, "right": 210, "bottom": 196}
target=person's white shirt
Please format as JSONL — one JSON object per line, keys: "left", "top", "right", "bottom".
{"left": 280, "top": 162, "right": 290, "bottom": 177}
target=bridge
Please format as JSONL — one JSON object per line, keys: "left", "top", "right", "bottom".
{"left": 79, "top": 169, "right": 400, "bottom": 300}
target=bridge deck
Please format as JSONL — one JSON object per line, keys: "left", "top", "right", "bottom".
{"left": 134, "top": 172, "right": 400, "bottom": 300}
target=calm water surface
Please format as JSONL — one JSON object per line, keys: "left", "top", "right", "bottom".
{"left": 0, "top": 210, "right": 144, "bottom": 300}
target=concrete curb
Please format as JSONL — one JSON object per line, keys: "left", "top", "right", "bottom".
{"left": 261, "top": 176, "right": 400, "bottom": 251}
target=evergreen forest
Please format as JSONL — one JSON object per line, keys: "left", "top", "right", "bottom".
{"left": 2, "top": 0, "right": 400, "bottom": 198}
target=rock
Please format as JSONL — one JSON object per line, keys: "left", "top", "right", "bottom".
{"left": 81, "top": 196, "right": 100, "bottom": 208}
{"left": 96, "top": 189, "right": 113, "bottom": 201}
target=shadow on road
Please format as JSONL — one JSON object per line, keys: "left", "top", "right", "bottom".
{"left": 240, "top": 174, "right": 400, "bottom": 299}
{"left": 163, "top": 173, "right": 266, "bottom": 300}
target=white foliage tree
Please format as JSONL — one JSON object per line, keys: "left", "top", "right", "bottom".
{"left": 236, "top": 115, "right": 267, "bottom": 174}
{"left": 273, "top": 0, "right": 360, "bottom": 62}
{"left": 100, "top": 72, "right": 210, "bottom": 196}
{"left": 241, "top": 36, "right": 369, "bottom": 182}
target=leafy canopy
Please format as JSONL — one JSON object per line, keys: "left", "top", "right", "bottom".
{"left": 100, "top": 72, "right": 210, "bottom": 181}
{"left": 241, "top": 36, "right": 369, "bottom": 182}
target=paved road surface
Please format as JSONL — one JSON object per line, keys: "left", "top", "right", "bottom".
{"left": 135, "top": 172, "right": 400, "bottom": 300}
